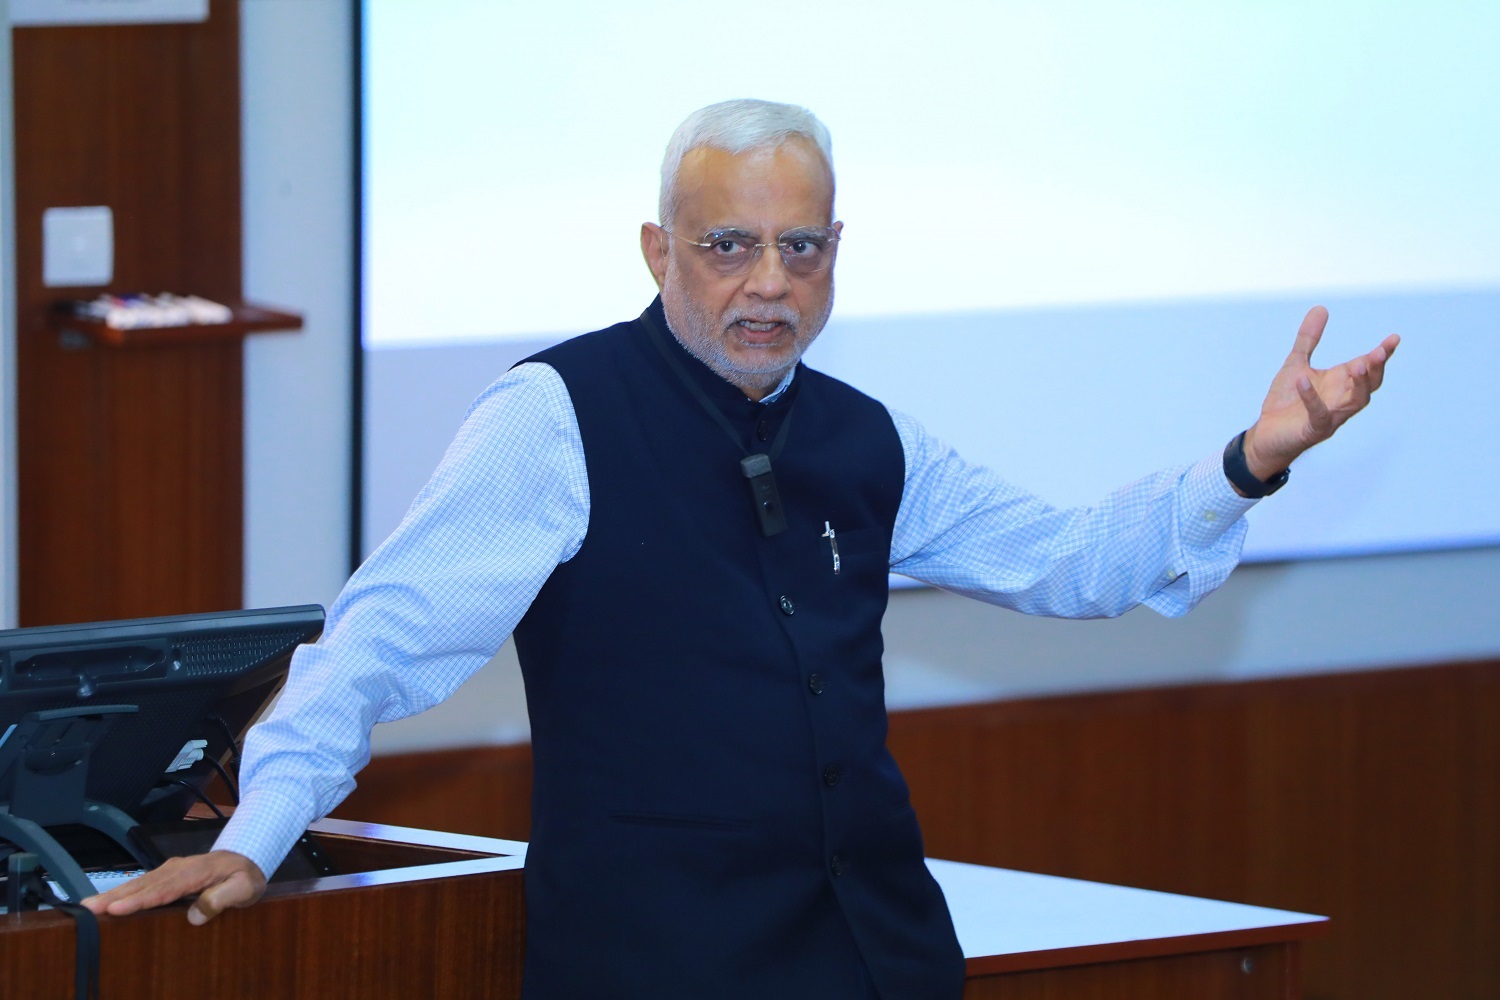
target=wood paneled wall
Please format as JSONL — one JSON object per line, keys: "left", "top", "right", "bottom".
{"left": 336, "top": 660, "right": 1500, "bottom": 1000}
{"left": 11, "top": 2, "right": 244, "bottom": 626}
{"left": 891, "top": 661, "right": 1500, "bottom": 1000}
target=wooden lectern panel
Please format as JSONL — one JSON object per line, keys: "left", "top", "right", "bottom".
{"left": 1, "top": 870, "right": 526, "bottom": 1000}
{"left": 965, "top": 943, "right": 1297, "bottom": 999}
{"left": 0, "top": 823, "right": 527, "bottom": 1000}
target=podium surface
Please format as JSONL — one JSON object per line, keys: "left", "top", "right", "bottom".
{"left": 1, "top": 819, "right": 1324, "bottom": 998}
{"left": 932, "top": 857, "right": 1325, "bottom": 996}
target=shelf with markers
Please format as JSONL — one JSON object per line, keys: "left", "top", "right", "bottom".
{"left": 49, "top": 293, "right": 303, "bottom": 348}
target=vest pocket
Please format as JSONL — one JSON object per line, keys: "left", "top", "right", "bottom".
{"left": 823, "top": 526, "right": 889, "bottom": 566}
{"left": 608, "top": 810, "right": 753, "bottom": 832}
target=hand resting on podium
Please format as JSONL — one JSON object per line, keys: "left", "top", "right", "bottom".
{"left": 82, "top": 850, "right": 266, "bottom": 925}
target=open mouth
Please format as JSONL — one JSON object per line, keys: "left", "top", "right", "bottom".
{"left": 734, "top": 319, "right": 790, "bottom": 342}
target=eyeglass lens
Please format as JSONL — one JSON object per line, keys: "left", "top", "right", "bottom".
{"left": 696, "top": 229, "right": 838, "bottom": 275}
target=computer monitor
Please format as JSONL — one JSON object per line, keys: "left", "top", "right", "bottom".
{"left": 0, "top": 604, "right": 324, "bottom": 901}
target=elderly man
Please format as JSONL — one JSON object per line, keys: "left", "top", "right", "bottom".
{"left": 88, "top": 99, "right": 1397, "bottom": 998}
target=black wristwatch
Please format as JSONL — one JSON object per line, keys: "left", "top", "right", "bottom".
{"left": 1223, "top": 430, "right": 1289, "bottom": 498}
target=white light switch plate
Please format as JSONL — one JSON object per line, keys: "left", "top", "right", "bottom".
{"left": 43, "top": 205, "right": 114, "bottom": 288}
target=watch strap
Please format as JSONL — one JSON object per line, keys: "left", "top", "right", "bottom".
{"left": 1223, "top": 430, "right": 1288, "bottom": 498}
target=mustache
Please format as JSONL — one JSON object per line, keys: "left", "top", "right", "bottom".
{"left": 722, "top": 305, "right": 800, "bottom": 330}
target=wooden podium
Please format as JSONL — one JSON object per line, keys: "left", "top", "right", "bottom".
{"left": 940, "top": 859, "right": 1325, "bottom": 997}
{"left": 0, "top": 819, "right": 1324, "bottom": 998}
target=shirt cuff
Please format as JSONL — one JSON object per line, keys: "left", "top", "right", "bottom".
{"left": 213, "top": 785, "right": 319, "bottom": 880}
{"left": 1177, "top": 451, "right": 1259, "bottom": 551}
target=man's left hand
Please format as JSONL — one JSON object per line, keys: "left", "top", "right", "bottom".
{"left": 1242, "top": 306, "right": 1400, "bottom": 482}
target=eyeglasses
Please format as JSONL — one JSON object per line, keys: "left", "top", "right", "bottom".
{"left": 666, "top": 226, "right": 840, "bottom": 276}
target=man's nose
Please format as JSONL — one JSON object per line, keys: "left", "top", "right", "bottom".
{"left": 743, "top": 245, "right": 792, "bottom": 298}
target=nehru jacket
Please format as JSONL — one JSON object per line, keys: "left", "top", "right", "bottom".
{"left": 512, "top": 299, "right": 965, "bottom": 998}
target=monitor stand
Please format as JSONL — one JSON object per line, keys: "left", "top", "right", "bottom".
{"left": 0, "top": 705, "right": 155, "bottom": 902}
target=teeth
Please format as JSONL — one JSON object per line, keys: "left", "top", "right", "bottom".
{"left": 739, "top": 321, "right": 781, "bottom": 332}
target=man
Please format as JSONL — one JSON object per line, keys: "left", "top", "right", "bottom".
{"left": 87, "top": 100, "right": 1397, "bottom": 998}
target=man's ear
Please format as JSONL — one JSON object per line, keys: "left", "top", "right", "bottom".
{"left": 640, "top": 223, "right": 669, "bottom": 290}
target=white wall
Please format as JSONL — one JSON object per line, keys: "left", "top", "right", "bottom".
{"left": 0, "top": 0, "right": 18, "bottom": 630}
{"left": 239, "top": 4, "right": 1500, "bottom": 757}
{"left": 240, "top": 0, "right": 353, "bottom": 613}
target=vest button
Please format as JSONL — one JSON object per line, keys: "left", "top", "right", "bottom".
{"left": 756, "top": 420, "right": 770, "bottom": 442}
{"left": 807, "top": 673, "right": 824, "bottom": 695}
{"left": 822, "top": 764, "right": 841, "bottom": 787}
{"left": 778, "top": 595, "right": 795, "bottom": 616}
{"left": 830, "top": 853, "right": 844, "bottom": 876}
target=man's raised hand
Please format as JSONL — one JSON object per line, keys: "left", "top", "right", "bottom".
{"left": 1241, "top": 306, "right": 1399, "bottom": 483}
{"left": 81, "top": 849, "right": 267, "bottom": 925}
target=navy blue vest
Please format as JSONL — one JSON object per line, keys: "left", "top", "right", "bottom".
{"left": 513, "top": 300, "right": 964, "bottom": 998}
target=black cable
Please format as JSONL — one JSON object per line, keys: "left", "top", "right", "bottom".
{"left": 203, "top": 715, "right": 243, "bottom": 803}
{"left": 22, "top": 871, "right": 99, "bottom": 1000}
{"left": 158, "top": 777, "right": 227, "bottom": 819}
{"left": 46, "top": 892, "right": 99, "bottom": 1000}
{"left": 205, "top": 753, "right": 240, "bottom": 806}
{"left": 205, "top": 714, "right": 242, "bottom": 774}
{"left": 640, "top": 306, "right": 800, "bottom": 462}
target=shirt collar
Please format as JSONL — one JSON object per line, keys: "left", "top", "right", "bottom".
{"left": 759, "top": 366, "right": 797, "bottom": 405}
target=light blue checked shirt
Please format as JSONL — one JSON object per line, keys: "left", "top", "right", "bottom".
{"left": 217, "top": 361, "right": 1256, "bottom": 876}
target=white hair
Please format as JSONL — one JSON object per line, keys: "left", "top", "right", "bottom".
{"left": 658, "top": 99, "right": 835, "bottom": 225}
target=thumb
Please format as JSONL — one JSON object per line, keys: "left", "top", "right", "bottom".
{"left": 187, "top": 869, "right": 263, "bottom": 926}
{"left": 1287, "top": 306, "right": 1328, "bottom": 366}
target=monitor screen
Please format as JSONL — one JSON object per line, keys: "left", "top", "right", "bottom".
{"left": 0, "top": 605, "right": 324, "bottom": 898}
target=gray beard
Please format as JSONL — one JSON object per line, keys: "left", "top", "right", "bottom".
{"left": 661, "top": 271, "right": 835, "bottom": 397}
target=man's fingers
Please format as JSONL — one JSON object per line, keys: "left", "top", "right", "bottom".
{"left": 82, "top": 851, "right": 265, "bottom": 924}
{"left": 1365, "top": 334, "right": 1400, "bottom": 393}
{"left": 1330, "top": 334, "right": 1398, "bottom": 404}
{"left": 1347, "top": 363, "right": 1374, "bottom": 413}
{"left": 83, "top": 858, "right": 203, "bottom": 916}
{"left": 187, "top": 870, "right": 262, "bottom": 925}
{"left": 1296, "top": 375, "right": 1333, "bottom": 436}
{"left": 1288, "top": 306, "right": 1329, "bottom": 366}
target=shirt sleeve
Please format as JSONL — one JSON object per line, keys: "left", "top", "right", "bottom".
{"left": 214, "top": 362, "right": 589, "bottom": 877}
{"left": 887, "top": 407, "right": 1256, "bottom": 619}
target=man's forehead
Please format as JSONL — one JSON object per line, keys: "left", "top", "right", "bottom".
{"left": 678, "top": 135, "right": 826, "bottom": 169}
{"left": 673, "top": 139, "right": 835, "bottom": 228}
